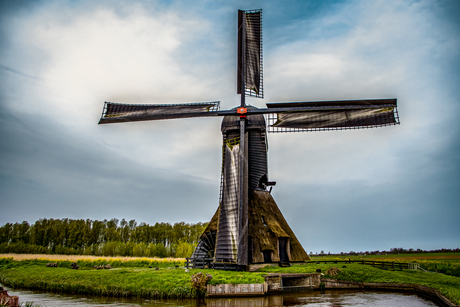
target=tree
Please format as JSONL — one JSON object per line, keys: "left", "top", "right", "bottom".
{"left": 0, "top": 218, "right": 208, "bottom": 257}
{"left": 119, "top": 219, "right": 130, "bottom": 243}
{"left": 176, "top": 241, "right": 195, "bottom": 258}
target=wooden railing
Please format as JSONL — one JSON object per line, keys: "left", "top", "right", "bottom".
{"left": 185, "top": 257, "right": 214, "bottom": 269}
{"left": 307, "top": 259, "right": 412, "bottom": 270}
{"left": 186, "top": 258, "right": 420, "bottom": 272}
{"left": 186, "top": 258, "right": 245, "bottom": 271}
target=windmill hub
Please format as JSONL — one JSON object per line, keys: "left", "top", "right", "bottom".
{"left": 237, "top": 107, "right": 247, "bottom": 118}
{"left": 98, "top": 9, "right": 399, "bottom": 271}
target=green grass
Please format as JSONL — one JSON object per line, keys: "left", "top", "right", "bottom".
{"left": 309, "top": 254, "right": 460, "bottom": 277}
{"left": 0, "top": 257, "right": 185, "bottom": 270}
{"left": 311, "top": 252, "right": 460, "bottom": 259}
{"left": 0, "top": 258, "right": 265, "bottom": 299}
{"left": 1, "top": 257, "right": 460, "bottom": 305}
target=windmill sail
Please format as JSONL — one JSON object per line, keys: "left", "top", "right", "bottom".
{"left": 265, "top": 99, "right": 399, "bottom": 132}
{"left": 214, "top": 140, "right": 241, "bottom": 262}
{"left": 237, "top": 9, "right": 263, "bottom": 98}
{"left": 98, "top": 101, "right": 220, "bottom": 124}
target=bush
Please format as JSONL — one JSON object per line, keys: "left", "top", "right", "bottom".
{"left": 190, "top": 272, "right": 212, "bottom": 297}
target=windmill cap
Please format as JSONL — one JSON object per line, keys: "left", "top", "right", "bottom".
{"left": 221, "top": 106, "right": 266, "bottom": 132}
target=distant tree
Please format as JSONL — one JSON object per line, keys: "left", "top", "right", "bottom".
{"left": 0, "top": 223, "right": 12, "bottom": 243}
{"left": 119, "top": 219, "right": 130, "bottom": 243}
{"left": 155, "top": 243, "right": 167, "bottom": 257}
{"left": 176, "top": 241, "right": 196, "bottom": 258}
{"left": 0, "top": 218, "right": 208, "bottom": 257}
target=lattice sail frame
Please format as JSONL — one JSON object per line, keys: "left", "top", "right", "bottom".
{"left": 215, "top": 137, "right": 242, "bottom": 262}
{"left": 99, "top": 101, "right": 220, "bottom": 124}
{"left": 238, "top": 9, "right": 264, "bottom": 98}
{"left": 265, "top": 100, "right": 400, "bottom": 133}
{"left": 219, "top": 137, "right": 241, "bottom": 205}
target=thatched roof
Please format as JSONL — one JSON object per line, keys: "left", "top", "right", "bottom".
{"left": 203, "top": 206, "right": 220, "bottom": 233}
{"left": 248, "top": 189, "right": 309, "bottom": 263}
{"left": 200, "top": 190, "right": 309, "bottom": 264}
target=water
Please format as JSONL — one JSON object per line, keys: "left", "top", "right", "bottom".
{"left": 2, "top": 285, "right": 440, "bottom": 307}
{"left": 282, "top": 291, "right": 439, "bottom": 306}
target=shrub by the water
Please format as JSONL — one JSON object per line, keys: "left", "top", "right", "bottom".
{"left": 190, "top": 272, "right": 212, "bottom": 297}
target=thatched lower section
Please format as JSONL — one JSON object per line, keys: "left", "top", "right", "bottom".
{"left": 203, "top": 206, "right": 220, "bottom": 234}
{"left": 194, "top": 190, "right": 309, "bottom": 265}
{"left": 248, "top": 190, "right": 309, "bottom": 263}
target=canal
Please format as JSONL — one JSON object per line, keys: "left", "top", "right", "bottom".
{"left": 2, "top": 284, "right": 440, "bottom": 306}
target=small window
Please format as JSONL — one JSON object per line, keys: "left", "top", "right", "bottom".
{"left": 261, "top": 216, "right": 268, "bottom": 227}
{"left": 263, "top": 250, "right": 272, "bottom": 263}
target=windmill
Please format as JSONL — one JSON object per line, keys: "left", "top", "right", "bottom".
{"left": 98, "top": 9, "right": 399, "bottom": 270}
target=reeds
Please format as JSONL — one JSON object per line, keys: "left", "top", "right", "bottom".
{"left": 0, "top": 254, "right": 184, "bottom": 262}
{"left": 0, "top": 254, "right": 186, "bottom": 270}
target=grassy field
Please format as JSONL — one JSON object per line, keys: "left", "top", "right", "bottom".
{"left": 310, "top": 253, "right": 460, "bottom": 278}
{"left": 0, "top": 254, "right": 186, "bottom": 270}
{"left": 0, "top": 254, "right": 185, "bottom": 263}
{"left": 311, "top": 252, "right": 460, "bottom": 260}
{"left": 1, "top": 254, "right": 460, "bottom": 304}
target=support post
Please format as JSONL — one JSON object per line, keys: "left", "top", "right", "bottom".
{"left": 238, "top": 118, "right": 248, "bottom": 266}
{"left": 237, "top": 11, "right": 248, "bottom": 266}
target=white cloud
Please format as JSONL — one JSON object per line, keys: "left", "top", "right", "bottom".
{"left": 2, "top": 2, "right": 225, "bottom": 178}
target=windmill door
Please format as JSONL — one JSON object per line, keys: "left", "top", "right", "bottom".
{"left": 263, "top": 250, "right": 272, "bottom": 263}
{"left": 248, "top": 236, "right": 254, "bottom": 264}
{"left": 279, "top": 237, "right": 289, "bottom": 263}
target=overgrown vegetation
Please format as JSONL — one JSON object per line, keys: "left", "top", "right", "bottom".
{"left": 0, "top": 218, "right": 207, "bottom": 258}
{"left": 1, "top": 302, "right": 43, "bottom": 307}
{"left": 18, "top": 302, "right": 43, "bottom": 307}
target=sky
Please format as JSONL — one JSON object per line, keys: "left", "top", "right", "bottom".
{"left": 0, "top": 0, "right": 459, "bottom": 254}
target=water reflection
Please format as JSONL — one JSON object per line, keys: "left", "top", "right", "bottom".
{"left": 2, "top": 285, "right": 439, "bottom": 307}
{"left": 282, "top": 291, "right": 439, "bottom": 307}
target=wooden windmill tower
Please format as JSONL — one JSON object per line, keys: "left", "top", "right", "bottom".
{"left": 98, "top": 9, "right": 399, "bottom": 270}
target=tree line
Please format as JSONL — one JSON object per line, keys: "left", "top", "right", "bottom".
{"left": 0, "top": 218, "right": 207, "bottom": 258}
{"left": 311, "top": 247, "right": 460, "bottom": 256}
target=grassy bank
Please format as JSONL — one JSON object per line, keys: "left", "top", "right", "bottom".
{"left": 1, "top": 256, "right": 460, "bottom": 304}
{"left": 0, "top": 257, "right": 264, "bottom": 299}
